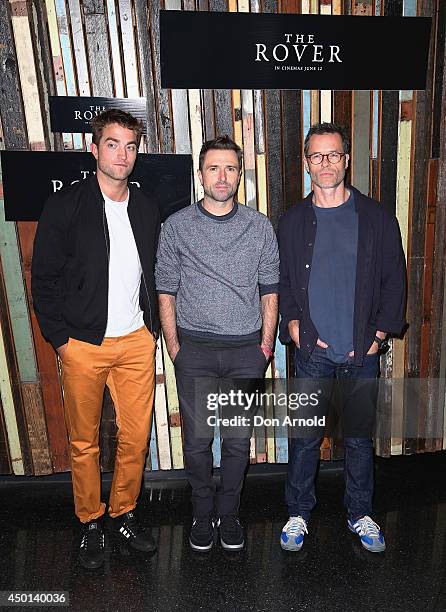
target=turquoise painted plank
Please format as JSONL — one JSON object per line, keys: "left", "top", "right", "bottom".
{"left": 149, "top": 412, "right": 159, "bottom": 471}
{"left": 0, "top": 159, "right": 37, "bottom": 383}
{"left": 212, "top": 422, "right": 221, "bottom": 468}
{"left": 403, "top": 0, "right": 416, "bottom": 17}
{"left": 273, "top": 335, "right": 288, "bottom": 463}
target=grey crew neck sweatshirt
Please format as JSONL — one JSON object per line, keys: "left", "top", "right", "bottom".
{"left": 155, "top": 201, "right": 279, "bottom": 340}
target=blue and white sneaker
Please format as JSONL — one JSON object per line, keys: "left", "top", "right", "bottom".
{"left": 348, "top": 515, "right": 386, "bottom": 553}
{"left": 280, "top": 516, "right": 308, "bottom": 551}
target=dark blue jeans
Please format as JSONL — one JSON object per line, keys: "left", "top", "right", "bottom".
{"left": 285, "top": 346, "right": 379, "bottom": 522}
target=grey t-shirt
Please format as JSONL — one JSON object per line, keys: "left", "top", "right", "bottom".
{"left": 155, "top": 201, "right": 279, "bottom": 339}
{"left": 308, "top": 192, "right": 358, "bottom": 362}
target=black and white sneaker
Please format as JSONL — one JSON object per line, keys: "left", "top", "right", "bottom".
{"left": 78, "top": 520, "right": 105, "bottom": 569}
{"left": 189, "top": 516, "right": 215, "bottom": 552}
{"left": 218, "top": 515, "right": 244, "bottom": 551}
{"left": 112, "top": 511, "right": 156, "bottom": 552}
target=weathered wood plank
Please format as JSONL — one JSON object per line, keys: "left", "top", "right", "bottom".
{"left": 67, "top": 0, "right": 91, "bottom": 97}
{"left": 29, "top": 0, "right": 57, "bottom": 150}
{"left": 133, "top": 0, "right": 159, "bottom": 152}
{"left": 241, "top": 90, "right": 257, "bottom": 210}
{"left": 281, "top": 91, "right": 302, "bottom": 210}
{"left": 351, "top": 91, "right": 371, "bottom": 194}
{"left": 82, "top": 0, "right": 114, "bottom": 96}
{"left": 432, "top": 0, "right": 446, "bottom": 159}
{"left": 232, "top": 89, "right": 246, "bottom": 204}
{"left": 148, "top": 0, "right": 173, "bottom": 153}
{"left": 106, "top": 0, "right": 124, "bottom": 97}
{"left": 118, "top": 0, "right": 140, "bottom": 98}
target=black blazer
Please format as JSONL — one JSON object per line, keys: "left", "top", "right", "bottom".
{"left": 278, "top": 186, "right": 406, "bottom": 365}
{"left": 32, "top": 174, "right": 160, "bottom": 350}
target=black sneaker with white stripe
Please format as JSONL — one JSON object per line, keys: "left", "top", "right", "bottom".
{"left": 78, "top": 520, "right": 105, "bottom": 569}
{"left": 218, "top": 515, "right": 244, "bottom": 551}
{"left": 112, "top": 510, "right": 156, "bottom": 552}
{"left": 189, "top": 515, "right": 215, "bottom": 551}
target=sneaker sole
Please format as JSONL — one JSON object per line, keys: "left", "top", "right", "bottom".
{"left": 113, "top": 532, "right": 157, "bottom": 554}
{"left": 78, "top": 553, "right": 105, "bottom": 569}
{"left": 189, "top": 538, "right": 213, "bottom": 552}
{"left": 220, "top": 538, "right": 244, "bottom": 551}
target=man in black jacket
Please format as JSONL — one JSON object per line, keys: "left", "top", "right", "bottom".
{"left": 32, "top": 109, "right": 160, "bottom": 569}
{"left": 278, "top": 122, "right": 406, "bottom": 553}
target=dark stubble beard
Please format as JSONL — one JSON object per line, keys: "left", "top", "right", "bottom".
{"left": 203, "top": 183, "right": 238, "bottom": 204}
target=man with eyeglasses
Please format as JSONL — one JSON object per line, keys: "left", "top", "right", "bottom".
{"left": 278, "top": 122, "right": 406, "bottom": 553}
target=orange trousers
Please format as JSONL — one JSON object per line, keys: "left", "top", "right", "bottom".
{"left": 62, "top": 326, "right": 156, "bottom": 523}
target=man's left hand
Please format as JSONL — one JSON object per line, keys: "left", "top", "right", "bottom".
{"left": 260, "top": 344, "right": 273, "bottom": 361}
{"left": 349, "top": 331, "right": 386, "bottom": 357}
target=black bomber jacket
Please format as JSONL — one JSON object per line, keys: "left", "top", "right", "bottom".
{"left": 31, "top": 174, "right": 160, "bottom": 350}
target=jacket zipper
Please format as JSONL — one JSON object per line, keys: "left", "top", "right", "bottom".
{"left": 102, "top": 199, "right": 110, "bottom": 338}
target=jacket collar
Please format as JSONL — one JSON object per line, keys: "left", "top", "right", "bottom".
{"left": 87, "top": 172, "right": 135, "bottom": 207}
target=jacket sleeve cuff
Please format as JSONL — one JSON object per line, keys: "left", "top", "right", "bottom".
{"left": 375, "top": 317, "right": 407, "bottom": 336}
{"left": 279, "top": 316, "right": 293, "bottom": 345}
{"left": 48, "top": 331, "right": 70, "bottom": 352}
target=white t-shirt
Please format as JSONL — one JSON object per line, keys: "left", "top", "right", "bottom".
{"left": 103, "top": 190, "right": 144, "bottom": 337}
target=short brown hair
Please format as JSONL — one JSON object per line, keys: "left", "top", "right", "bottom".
{"left": 91, "top": 109, "right": 144, "bottom": 146}
{"left": 199, "top": 135, "right": 243, "bottom": 171}
{"left": 304, "top": 122, "right": 350, "bottom": 156}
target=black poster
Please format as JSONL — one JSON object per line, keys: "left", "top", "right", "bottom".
{"left": 1, "top": 151, "right": 191, "bottom": 223}
{"left": 49, "top": 97, "right": 147, "bottom": 134}
{"left": 160, "top": 11, "right": 431, "bottom": 90}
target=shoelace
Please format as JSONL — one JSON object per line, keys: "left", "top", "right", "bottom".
{"left": 123, "top": 513, "right": 141, "bottom": 536}
{"left": 81, "top": 526, "right": 104, "bottom": 550}
{"left": 284, "top": 516, "right": 308, "bottom": 537}
{"left": 353, "top": 515, "right": 381, "bottom": 538}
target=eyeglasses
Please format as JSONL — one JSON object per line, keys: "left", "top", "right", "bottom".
{"left": 306, "top": 152, "right": 346, "bottom": 165}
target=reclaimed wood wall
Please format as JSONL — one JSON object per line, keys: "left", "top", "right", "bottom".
{"left": 0, "top": 0, "right": 445, "bottom": 475}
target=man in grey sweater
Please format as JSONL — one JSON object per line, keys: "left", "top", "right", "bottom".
{"left": 156, "top": 136, "right": 279, "bottom": 552}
